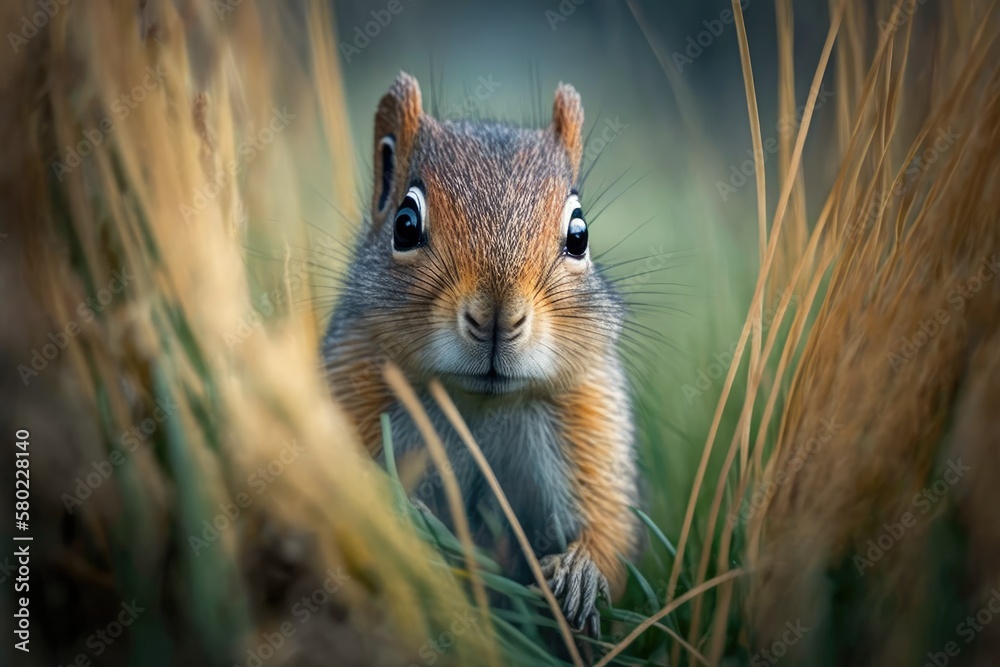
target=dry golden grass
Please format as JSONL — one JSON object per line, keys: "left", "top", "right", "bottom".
{"left": 744, "top": 0, "right": 1000, "bottom": 662}
{"left": 623, "top": 0, "right": 1000, "bottom": 665}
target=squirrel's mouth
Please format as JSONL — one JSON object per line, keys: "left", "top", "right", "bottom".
{"left": 443, "top": 369, "right": 530, "bottom": 396}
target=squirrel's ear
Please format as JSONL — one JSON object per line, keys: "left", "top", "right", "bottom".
{"left": 550, "top": 82, "right": 585, "bottom": 182}
{"left": 372, "top": 71, "right": 423, "bottom": 229}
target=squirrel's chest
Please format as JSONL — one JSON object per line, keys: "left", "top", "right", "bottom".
{"left": 384, "top": 396, "right": 580, "bottom": 551}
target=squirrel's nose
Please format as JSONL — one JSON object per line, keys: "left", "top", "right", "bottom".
{"left": 460, "top": 299, "right": 531, "bottom": 344}
{"left": 461, "top": 301, "right": 494, "bottom": 343}
{"left": 499, "top": 303, "right": 531, "bottom": 342}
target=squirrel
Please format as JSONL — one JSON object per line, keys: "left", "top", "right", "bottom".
{"left": 322, "top": 71, "right": 640, "bottom": 637}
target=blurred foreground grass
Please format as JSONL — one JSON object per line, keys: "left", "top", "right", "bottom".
{"left": 1, "top": 0, "right": 999, "bottom": 666}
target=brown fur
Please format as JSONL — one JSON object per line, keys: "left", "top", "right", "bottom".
{"left": 555, "top": 367, "right": 638, "bottom": 594}
{"left": 323, "top": 72, "right": 640, "bottom": 629}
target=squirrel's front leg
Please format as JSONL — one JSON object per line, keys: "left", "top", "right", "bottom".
{"left": 541, "top": 367, "right": 640, "bottom": 637}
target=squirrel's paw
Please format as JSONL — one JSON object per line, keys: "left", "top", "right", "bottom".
{"left": 538, "top": 543, "right": 610, "bottom": 638}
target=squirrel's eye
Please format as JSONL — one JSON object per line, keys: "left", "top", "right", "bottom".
{"left": 562, "top": 192, "right": 589, "bottom": 260}
{"left": 393, "top": 186, "right": 426, "bottom": 252}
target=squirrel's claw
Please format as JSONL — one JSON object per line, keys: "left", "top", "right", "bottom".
{"left": 538, "top": 543, "right": 608, "bottom": 638}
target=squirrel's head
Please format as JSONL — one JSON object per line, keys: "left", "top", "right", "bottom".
{"left": 357, "top": 71, "right": 623, "bottom": 397}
